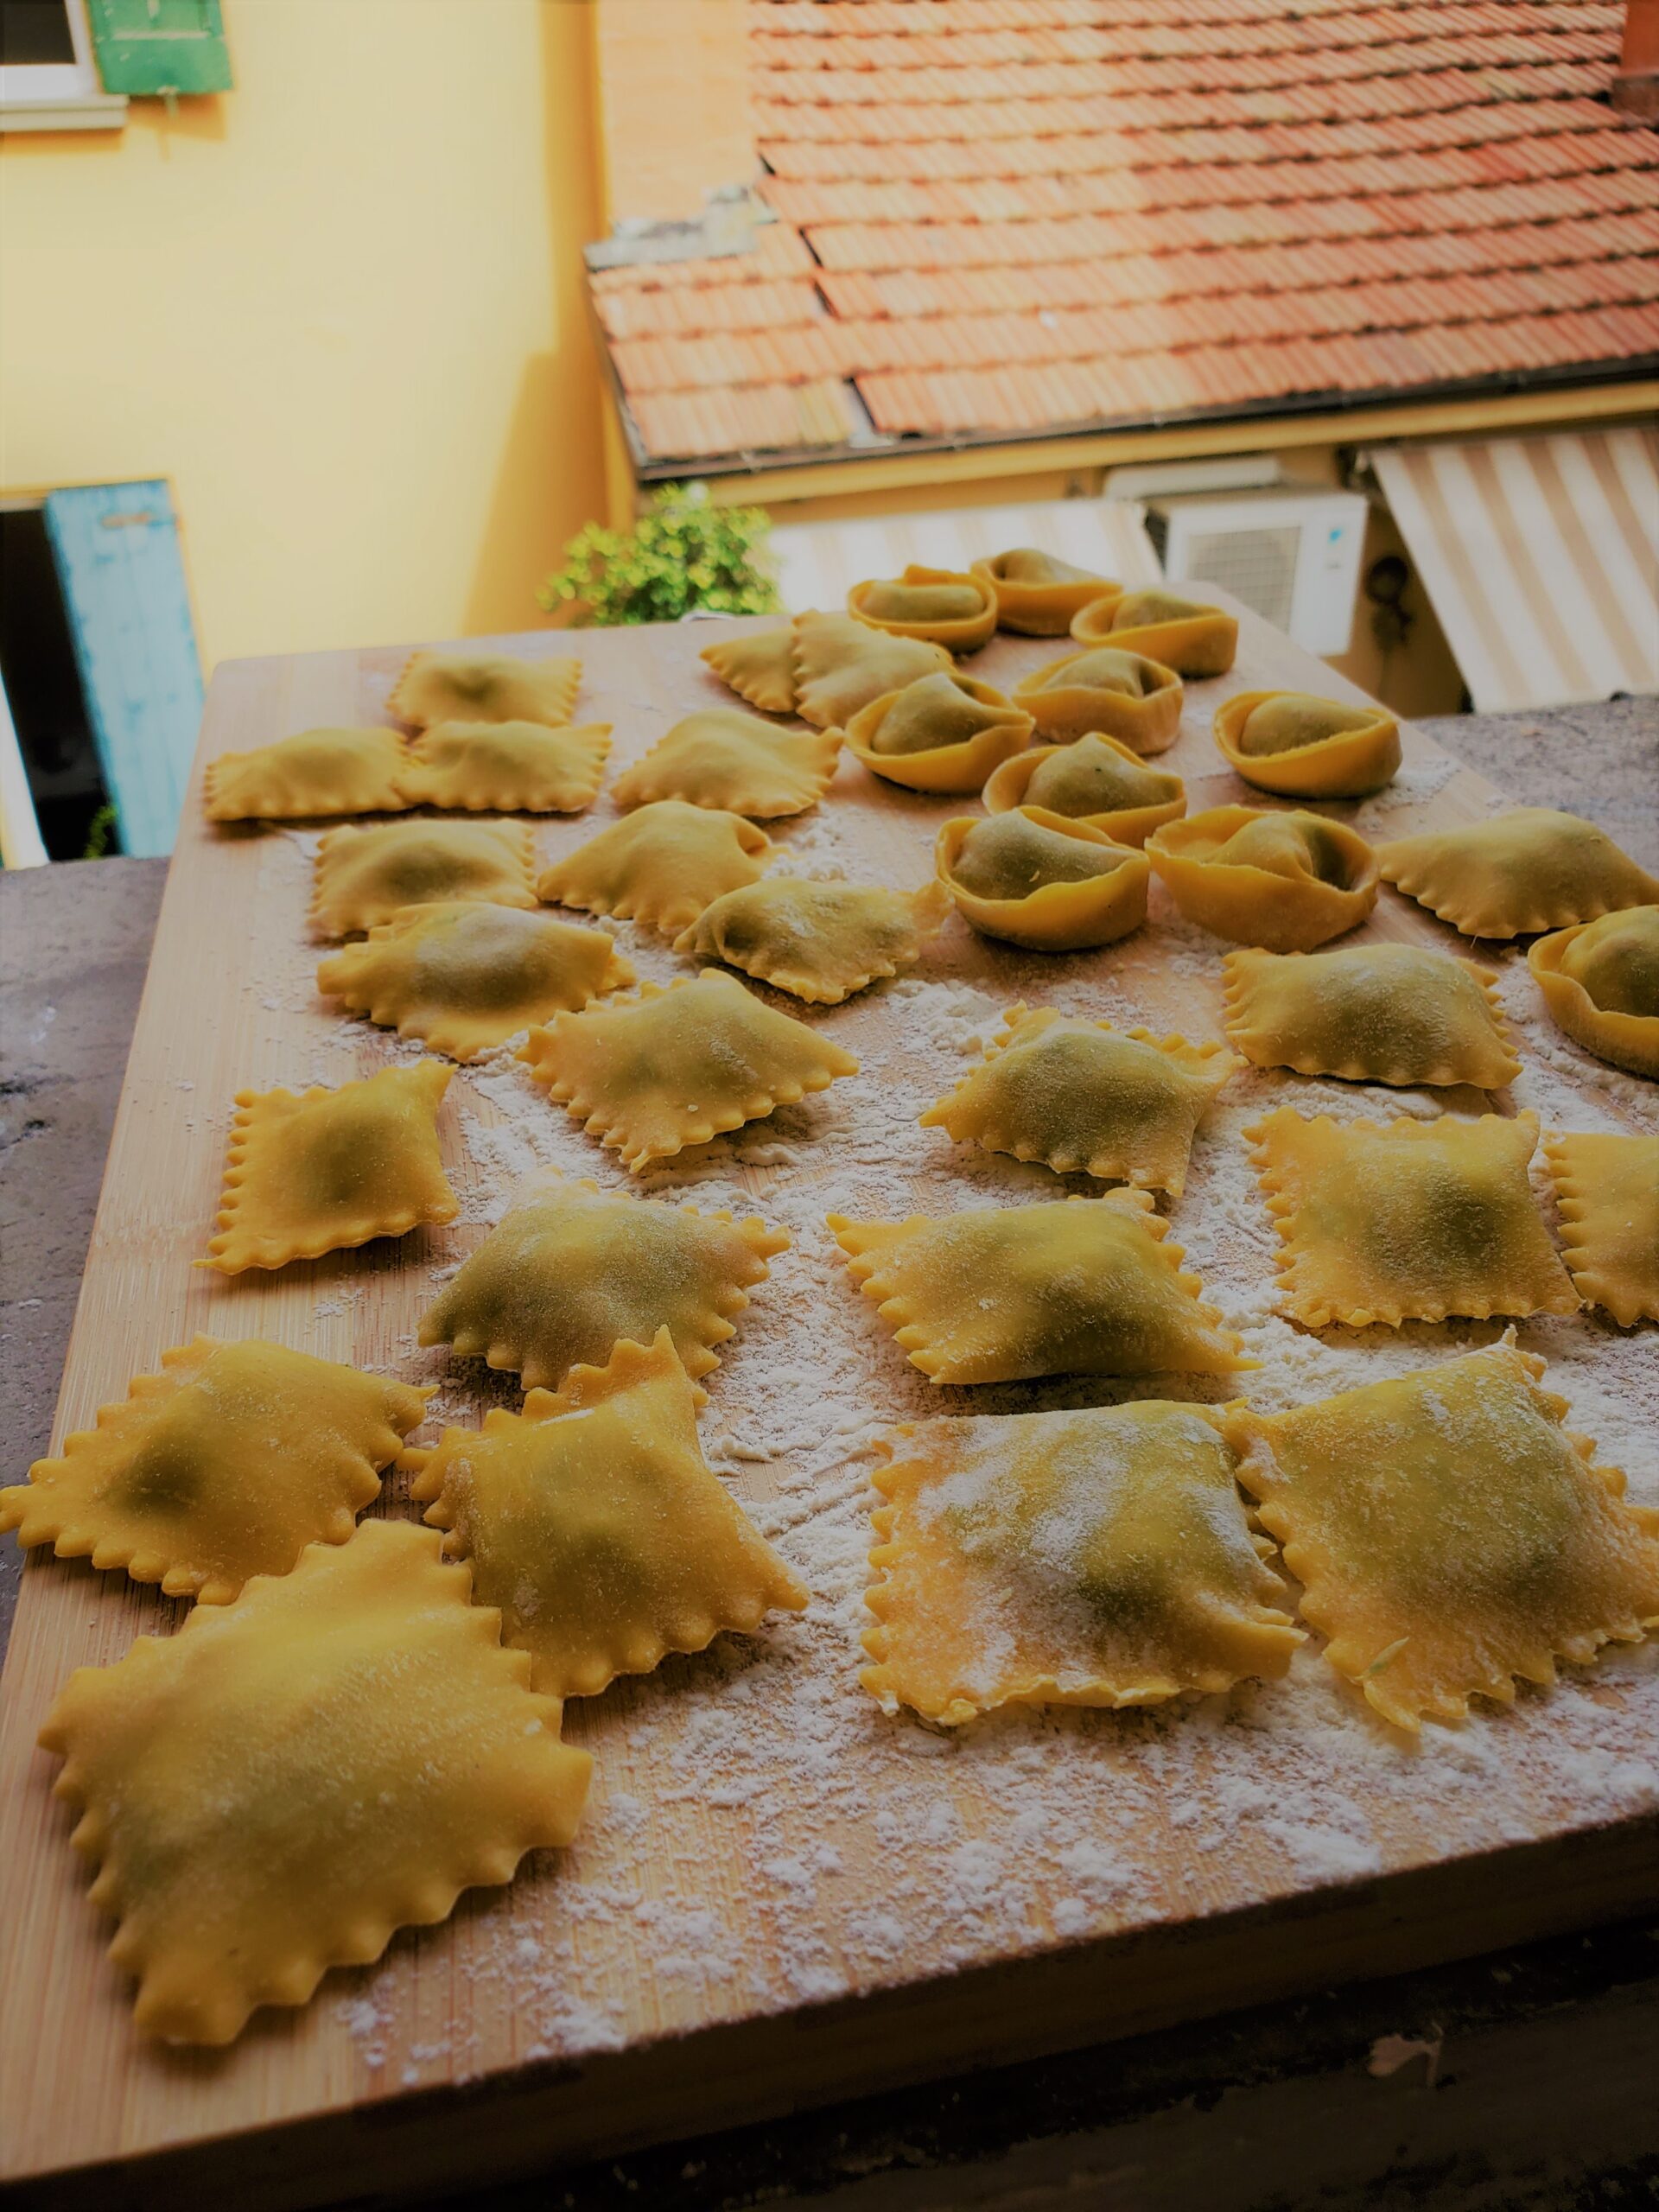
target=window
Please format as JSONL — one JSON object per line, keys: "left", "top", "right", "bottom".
{"left": 0, "top": 0, "right": 124, "bottom": 129}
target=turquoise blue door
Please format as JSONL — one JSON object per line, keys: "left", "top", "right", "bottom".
{"left": 43, "top": 480, "right": 204, "bottom": 858}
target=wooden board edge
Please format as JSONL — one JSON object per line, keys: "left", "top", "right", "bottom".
{"left": 14, "top": 1811, "right": 1657, "bottom": 2211}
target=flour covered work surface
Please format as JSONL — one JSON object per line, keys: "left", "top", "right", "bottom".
{"left": 1, "top": 601, "right": 1656, "bottom": 2209}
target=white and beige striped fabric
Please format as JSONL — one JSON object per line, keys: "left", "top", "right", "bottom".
{"left": 766, "top": 497, "right": 1162, "bottom": 621}
{"left": 1370, "top": 429, "right": 1659, "bottom": 715}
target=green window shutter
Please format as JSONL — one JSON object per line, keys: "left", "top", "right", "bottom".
{"left": 86, "top": 0, "right": 232, "bottom": 96}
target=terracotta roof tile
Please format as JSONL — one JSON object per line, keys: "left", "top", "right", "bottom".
{"left": 591, "top": 0, "right": 1659, "bottom": 466}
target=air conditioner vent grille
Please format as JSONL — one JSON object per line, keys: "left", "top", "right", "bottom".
{"left": 1182, "top": 525, "right": 1300, "bottom": 632}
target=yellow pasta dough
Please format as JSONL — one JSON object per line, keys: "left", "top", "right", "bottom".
{"left": 519, "top": 968, "right": 859, "bottom": 1173}
{"left": 0, "top": 1337, "right": 428, "bottom": 1605}
{"left": 389, "top": 650, "right": 580, "bottom": 730}
{"left": 409, "top": 1329, "right": 808, "bottom": 1699}
{"left": 982, "top": 733, "right": 1185, "bottom": 848}
{"left": 1247, "top": 1106, "right": 1578, "bottom": 1329}
{"left": 936, "top": 808, "right": 1149, "bottom": 950}
{"left": 844, "top": 671, "right": 1033, "bottom": 794}
{"left": 1226, "top": 1337, "right": 1659, "bottom": 1731}
{"left": 863, "top": 1401, "right": 1302, "bottom": 1723}
{"left": 311, "top": 818, "right": 537, "bottom": 938}
{"left": 39, "top": 1519, "right": 591, "bottom": 2043}
{"left": 1214, "top": 690, "right": 1401, "bottom": 799}
{"left": 1222, "top": 943, "right": 1519, "bottom": 1089}
{"left": 316, "top": 902, "right": 632, "bottom": 1061}
{"left": 1542, "top": 1130, "right": 1659, "bottom": 1326}
{"left": 537, "top": 799, "right": 772, "bottom": 936}
{"left": 920, "top": 1007, "right": 1237, "bottom": 1194}
{"left": 1379, "top": 809, "right": 1659, "bottom": 939}
{"left": 675, "top": 876, "right": 950, "bottom": 1004}
{"left": 1528, "top": 905, "right": 1659, "bottom": 1077}
{"left": 829, "top": 1192, "right": 1250, "bottom": 1386}
{"left": 790, "top": 610, "right": 953, "bottom": 730}
{"left": 1147, "top": 804, "right": 1379, "bottom": 951}
{"left": 611, "top": 708, "right": 841, "bottom": 819}
{"left": 1011, "top": 645, "right": 1183, "bottom": 753}
{"left": 202, "top": 1061, "right": 459, "bottom": 1274}
{"left": 203, "top": 727, "right": 411, "bottom": 823}
{"left": 1070, "top": 587, "right": 1238, "bottom": 677}
{"left": 394, "top": 719, "right": 611, "bottom": 813}
{"left": 700, "top": 626, "right": 798, "bottom": 715}
{"left": 418, "top": 1170, "right": 788, "bottom": 1390}
{"left": 849, "top": 563, "right": 997, "bottom": 652}
{"left": 969, "top": 548, "right": 1122, "bottom": 637}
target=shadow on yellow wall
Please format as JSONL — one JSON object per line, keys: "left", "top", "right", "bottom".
{"left": 0, "top": 0, "right": 607, "bottom": 673}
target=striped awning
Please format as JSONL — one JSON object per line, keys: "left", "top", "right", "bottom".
{"left": 1370, "top": 429, "right": 1659, "bottom": 716}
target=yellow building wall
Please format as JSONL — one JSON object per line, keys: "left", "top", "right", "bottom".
{"left": 0, "top": 0, "right": 607, "bottom": 673}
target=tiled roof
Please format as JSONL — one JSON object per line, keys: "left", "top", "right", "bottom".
{"left": 589, "top": 0, "right": 1659, "bottom": 470}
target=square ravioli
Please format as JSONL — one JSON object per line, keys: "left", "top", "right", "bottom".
{"left": 610, "top": 708, "right": 841, "bottom": 819}
{"left": 675, "top": 876, "right": 950, "bottom": 1004}
{"left": 863, "top": 1401, "right": 1302, "bottom": 1724}
{"left": 790, "top": 610, "right": 952, "bottom": 729}
{"left": 39, "top": 1520, "right": 591, "bottom": 2043}
{"left": 203, "top": 727, "right": 411, "bottom": 822}
{"left": 537, "top": 799, "right": 772, "bottom": 937}
{"left": 1222, "top": 943, "right": 1519, "bottom": 1090}
{"left": 316, "top": 902, "right": 632, "bottom": 1061}
{"left": 419, "top": 1170, "right": 789, "bottom": 1391}
{"left": 1249, "top": 1107, "right": 1579, "bottom": 1329}
{"left": 701, "top": 626, "right": 797, "bottom": 715}
{"left": 830, "top": 1192, "right": 1250, "bottom": 1386}
{"left": 311, "top": 818, "right": 538, "bottom": 938}
{"left": 1378, "top": 808, "right": 1659, "bottom": 938}
{"left": 408, "top": 1328, "right": 808, "bottom": 1697}
{"left": 920, "top": 1007, "right": 1237, "bottom": 1194}
{"left": 202, "top": 1061, "right": 459, "bottom": 1273}
{"left": 1226, "top": 1338, "right": 1659, "bottom": 1731}
{"left": 395, "top": 719, "right": 611, "bottom": 813}
{"left": 388, "top": 650, "right": 581, "bottom": 729}
{"left": 0, "top": 1337, "right": 428, "bottom": 1605}
{"left": 1543, "top": 1130, "right": 1659, "bottom": 1326}
{"left": 518, "top": 969, "right": 859, "bottom": 1173}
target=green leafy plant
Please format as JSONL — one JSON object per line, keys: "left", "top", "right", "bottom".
{"left": 80, "top": 802, "right": 118, "bottom": 860}
{"left": 537, "top": 483, "right": 781, "bottom": 626}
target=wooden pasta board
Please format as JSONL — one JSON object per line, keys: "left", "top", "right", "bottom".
{"left": 3, "top": 595, "right": 1656, "bottom": 2209}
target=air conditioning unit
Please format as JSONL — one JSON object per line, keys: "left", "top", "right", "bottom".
{"left": 1142, "top": 488, "right": 1368, "bottom": 655}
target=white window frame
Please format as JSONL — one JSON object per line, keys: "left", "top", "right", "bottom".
{"left": 0, "top": 0, "right": 125, "bottom": 130}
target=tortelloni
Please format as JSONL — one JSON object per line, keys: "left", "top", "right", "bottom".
{"left": 394, "top": 719, "right": 611, "bottom": 814}
{"left": 408, "top": 1329, "right": 808, "bottom": 1698}
{"left": 1011, "top": 645, "right": 1183, "bottom": 753}
{"left": 1543, "top": 1131, "right": 1659, "bottom": 1327}
{"left": 1070, "top": 588, "right": 1238, "bottom": 678}
{"left": 791, "top": 611, "right": 952, "bottom": 730}
{"left": 1222, "top": 943, "right": 1520, "bottom": 1090}
{"left": 936, "top": 809, "right": 1150, "bottom": 950}
{"left": 518, "top": 968, "right": 859, "bottom": 1173}
{"left": 844, "top": 671, "right": 1033, "bottom": 794}
{"left": 982, "top": 734, "right": 1185, "bottom": 847}
{"left": 920, "top": 1007, "right": 1237, "bottom": 1194}
{"left": 1146, "top": 804, "right": 1379, "bottom": 951}
{"left": 1226, "top": 1337, "right": 1659, "bottom": 1732}
{"left": 201, "top": 1061, "right": 459, "bottom": 1274}
{"left": 675, "top": 876, "right": 950, "bottom": 1004}
{"left": 0, "top": 1337, "right": 428, "bottom": 1605}
{"left": 829, "top": 1192, "right": 1251, "bottom": 1386}
{"left": 315, "top": 902, "right": 633, "bottom": 1061}
{"left": 1214, "top": 690, "right": 1401, "bottom": 800}
{"left": 388, "top": 650, "right": 580, "bottom": 730}
{"left": 310, "top": 819, "right": 537, "bottom": 939}
{"left": 862, "top": 1402, "right": 1302, "bottom": 1724}
{"left": 203, "top": 727, "right": 411, "bottom": 822}
{"left": 969, "top": 548, "right": 1122, "bottom": 637}
{"left": 848, "top": 563, "right": 998, "bottom": 651}
{"left": 610, "top": 708, "right": 841, "bottom": 819}
{"left": 1247, "top": 1106, "right": 1579, "bottom": 1329}
{"left": 700, "top": 626, "right": 797, "bottom": 715}
{"left": 536, "top": 799, "right": 772, "bottom": 936}
{"left": 418, "top": 1172, "right": 789, "bottom": 1390}
{"left": 1528, "top": 905, "right": 1659, "bottom": 1077}
{"left": 38, "top": 1520, "right": 591, "bottom": 2044}
{"left": 1379, "top": 808, "right": 1659, "bottom": 938}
